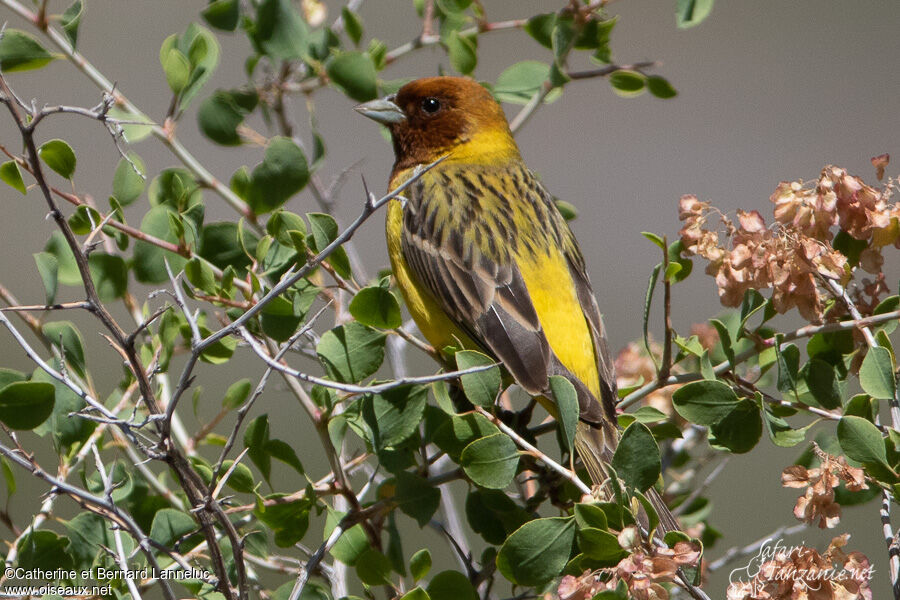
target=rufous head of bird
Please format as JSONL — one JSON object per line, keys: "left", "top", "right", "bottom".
{"left": 355, "top": 76, "right": 521, "bottom": 172}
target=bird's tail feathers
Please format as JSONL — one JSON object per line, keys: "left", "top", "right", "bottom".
{"left": 574, "top": 422, "right": 680, "bottom": 535}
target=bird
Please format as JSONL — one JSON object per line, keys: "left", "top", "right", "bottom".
{"left": 355, "top": 76, "right": 678, "bottom": 533}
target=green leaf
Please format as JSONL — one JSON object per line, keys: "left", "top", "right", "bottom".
{"left": 306, "top": 212, "right": 350, "bottom": 277}
{"left": 149, "top": 508, "right": 196, "bottom": 546}
{"left": 859, "top": 346, "right": 896, "bottom": 400}
{"left": 356, "top": 548, "right": 393, "bottom": 586}
{"left": 0, "top": 161, "right": 26, "bottom": 194}
{"left": 709, "top": 318, "right": 735, "bottom": 365}
{"left": 198, "top": 90, "right": 252, "bottom": 146}
{"left": 324, "top": 510, "right": 368, "bottom": 565}
{"left": 432, "top": 412, "right": 499, "bottom": 460}
{"left": 67, "top": 204, "right": 100, "bottom": 235}
{"left": 577, "top": 527, "right": 628, "bottom": 565}
{"left": 159, "top": 24, "right": 219, "bottom": 112}
{"left": 221, "top": 460, "right": 254, "bottom": 492}
{"left": 223, "top": 378, "right": 252, "bottom": 409}
{"left": 0, "top": 369, "right": 26, "bottom": 390}
{"left": 709, "top": 398, "right": 762, "bottom": 453}
{"left": 643, "top": 263, "right": 662, "bottom": 366}
{"left": 108, "top": 106, "right": 153, "bottom": 143}
{"left": 185, "top": 257, "right": 216, "bottom": 294}
{"left": 33, "top": 252, "right": 58, "bottom": 305}
{"left": 524, "top": 13, "right": 555, "bottom": 49}
{"left": 0, "top": 29, "right": 56, "bottom": 72}
{"left": 555, "top": 199, "right": 577, "bottom": 220}
{"left": 260, "top": 295, "right": 303, "bottom": 342}
{"left": 317, "top": 322, "right": 386, "bottom": 383}
{"left": 446, "top": 31, "right": 477, "bottom": 75}
{"left": 550, "top": 375, "right": 579, "bottom": 454}
{"left": 550, "top": 15, "right": 574, "bottom": 63}
{"left": 256, "top": 494, "right": 311, "bottom": 547}
{"left": 672, "top": 379, "right": 739, "bottom": 426}
{"left": 1, "top": 456, "right": 15, "bottom": 498}
{"left": 342, "top": 7, "right": 364, "bottom": 45}
{"left": 494, "top": 61, "right": 552, "bottom": 105}
{"left": 38, "top": 139, "right": 76, "bottom": 179}
{"left": 460, "top": 432, "right": 519, "bottom": 489}
{"left": 803, "top": 359, "right": 842, "bottom": 409}
{"left": 255, "top": 0, "right": 309, "bottom": 60}
{"left": 200, "top": 221, "right": 252, "bottom": 274}
{"left": 327, "top": 51, "right": 378, "bottom": 101}
{"left": 609, "top": 70, "right": 646, "bottom": 96}
{"left": 133, "top": 206, "right": 189, "bottom": 283}
{"left": 112, "top": 153, "right": 146, "bottom": 205}
{"left": 246, "top": 137, "right": 309, "bottom": 214}
{"left": 0, "top": 381, "right": 55, "bottom": 430}
{"left": 465, "top": 488, "right": 529, "bottom": 545}
{"left": 395, "top": 471, "right": 440, "bottom": 527}
{"left": 399, "top": 588, "right": 430, "bottom": 600}
{"left": 646, "top": 75, "right": 677, "bottom": 99}
{"left": 739, "top": 289, "right": 767, "bottom": 332}
{"left": 456, "top": 350, "right": 500, "bottom": 408}
{"left": 428, "top": 571, "right": 478, "bottom": 600}
{"left": 410, "top": 548, "right": 432, "bottom": 582}
{"left": 350, "top": 286, "right": 402, "bottom": 329}
{"left": 16, "top": 531, "right": 73, "bottom": 571}
{"left": 196, "top": 324, "right": 237, "bottom": 364}
{"left": 244, "top": 414, "right": 271, "bottom": 482}
{"left": 42, "top": 321, "right": 86, "bottom": 378}
{"left": 574, "top": 502, "right": 609, "bottom": 530}
{"left": 266, "top": 209, "right": 307, "bottom": 249}
{"left": 202, "top": 0, "right": 240, "bottom": 31}
{"left": 60, "top": 0, "right": 84, "bottom": 48}
{"left": 266, "top": 438, "right": 305, "bottom": 475}
{"left": 642, "top": 231, "right": 666, "bottom": 250}
{"left": 363, "top": 385, "right": 428, "bottom": 448}
{"left": 611, "top": 422, "right": 661, "bottom": 491}
{"left": 775, "top": 340, "right": 800, "bottom": 395}
{"left": 161, "top": 46, "right": 191, "bottom": 93}
{"left": 676, "top": 0, "right": 715, "bottom": 29}
{"left": 31, "top": 365, "right": 94, "bottom": 447}
{"left": 837, "top": 416, "right": 889, "bottom": 467}
{"left": 496, "top": 517, "right": 575, "bottom": 586}
{"left": 65, "top": 512, "right": 114, "bottom": 570}
{"left": 88, "top": 253, "right": 128, "bottom": 301}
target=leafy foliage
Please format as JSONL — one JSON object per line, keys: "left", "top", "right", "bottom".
{"left": 5, "top": 1, "right": 886, "bottom": 600}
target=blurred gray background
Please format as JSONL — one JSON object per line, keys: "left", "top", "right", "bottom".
{"left": 1, "top": 0, "right": 899, "bottom": 597}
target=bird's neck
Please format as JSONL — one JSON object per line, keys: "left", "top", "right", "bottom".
{"left": 446, "top": 125, "right": 521, "bottom": 165}
{"left": 390, "top": 126, "right": 521, "bottom": 187}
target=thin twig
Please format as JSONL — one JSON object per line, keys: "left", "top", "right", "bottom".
{"left": 473, "top": 406, "right": 591, "bottom": 496}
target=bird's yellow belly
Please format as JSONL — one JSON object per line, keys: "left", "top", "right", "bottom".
{"left": 516, "top": 249, "right": 602, "bottom": 400}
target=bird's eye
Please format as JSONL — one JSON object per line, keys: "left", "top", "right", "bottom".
{"left": 421, "top": 97, "right": 441, "bottom": 114}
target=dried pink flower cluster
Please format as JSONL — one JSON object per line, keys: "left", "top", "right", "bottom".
{"left": 782, "top": 449, "right": 868, "bottom": 529}
{"left": 726, "top": 535, "right": 873, "bottom": 600}
{"left": 679, "top": 163, "right": 896, "bottom": 323}
{"left": 556, "top": 529, "right": 700, "bottom": 600}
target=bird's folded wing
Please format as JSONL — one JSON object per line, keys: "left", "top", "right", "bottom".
{"left": 401, "top": 221, "right": 552, "bottom": 395}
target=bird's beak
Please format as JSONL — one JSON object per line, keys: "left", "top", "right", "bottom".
{"left": 354, "top": 95, "right": 406, "bottom": 125}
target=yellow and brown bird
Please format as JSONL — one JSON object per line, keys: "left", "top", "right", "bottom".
{"left": 356, "top": 76, "right": 677, "bottom": 532}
